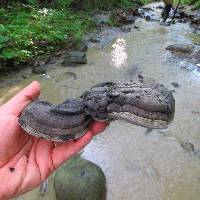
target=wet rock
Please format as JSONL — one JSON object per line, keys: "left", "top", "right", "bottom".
{"left": 145, "top": 14, "right": 151, "bottom": 21}
{"left": 166, "top": 44, "right": 195, "bottom": 55}
{"left": 138, "top": 8, "right": 145, "bottom": 16}
{"left": 90, "top": 36, "right": 101, "bottom": 43}
{"left": 126, "top": 15, "right": 136, "bottom": 23}
{"left": 127, "top": 8, "right": 140, "bottom": 17}
{"left": 171, "top": 82, "right": 180, "bottom": 88}
{"left": 191, "top": 110, "right": 200, "bottom": 115}
{"left": 142, "top": 7, "right": 154, "bottom": 11}
{"left": 156, "top": 5, "right": 164, "bottom": 9}
{"left": 62, "top": 51, "right": 87, "bottom": 66}
{"left": 121, "top": 26, "right": 131, "bottom": 33}
{"left": 72, "top": 41, "right": 88, "bottom": 52}
{"left": 54, "top": 156, "right": 106, "bottom": 200}
{"left": 111, "top": 10, "right": 136, "bottom": 25}
{"left": 138, "top": 74, "right": 144, "bottom": 80}
{"left": 166, "top": 44, "right": 200, "bottom": 65}
{"left": 40, "top": 74, "right": 50, "bottom": 80}
{"left": 134, "top": 25, "right": 139, "bottom": 29}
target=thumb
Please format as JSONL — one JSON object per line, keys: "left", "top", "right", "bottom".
{"left": 0, "top": 81, "right": 41, "bottom": 116}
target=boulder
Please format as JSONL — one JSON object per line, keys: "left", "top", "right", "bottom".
{"left": 54, "top": 156, "right": 106, "bottom": 200}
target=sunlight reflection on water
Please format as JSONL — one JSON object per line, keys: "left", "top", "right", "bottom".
{"left": 110, "top": 38, "right": 128, "bottom": 69}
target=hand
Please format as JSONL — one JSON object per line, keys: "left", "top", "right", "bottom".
{"left": 0, "top": 81, "right": 108, "bottom": 200}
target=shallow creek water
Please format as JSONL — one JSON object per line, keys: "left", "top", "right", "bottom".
{"left": 1, "top": 2, "right": 200, "bottom": 200}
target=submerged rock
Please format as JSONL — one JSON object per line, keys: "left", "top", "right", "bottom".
{"left": 62, "top": 51, "right": 87, "bottom": 66}
{"left": 171, "top": 82, "right": 180, "bottom": 88}
{"left": 166, "top": 44, "right": 194, "bottom": 55}
{"left": 64, "top": 72, "right": 77, "bottom": 80}
{"left": 181, "top": 142, "right": 195, "bottom": 153}
{"left": 54, "top": 156, "right": 106, "bottom": 200}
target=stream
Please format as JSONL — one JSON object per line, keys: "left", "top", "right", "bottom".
{"left": 1, "top": 2, "right": 200, "bottom": 200}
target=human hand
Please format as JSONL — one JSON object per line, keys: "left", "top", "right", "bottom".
{"left": 0, "top": 81, "right": 108, "bottom": 200}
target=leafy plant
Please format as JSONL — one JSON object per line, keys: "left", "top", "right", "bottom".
{"left": 0, "top": 4, "right": 93, "bottom": 65}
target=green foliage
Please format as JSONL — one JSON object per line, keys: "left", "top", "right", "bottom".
{"left": 0, "top": 5, "right": 93, "bottom": 65}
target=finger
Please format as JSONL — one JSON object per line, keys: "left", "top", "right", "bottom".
{"left": 89, "top": 121, "right": 109, "bottom": 136}
{"left": 1, "top": 81, "right": 41, "bottom": 116}
{"left": 52, "top": 131, "right": 93, "bottom": 168}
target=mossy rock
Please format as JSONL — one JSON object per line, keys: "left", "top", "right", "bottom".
{"left": 54, "top": 156, "right": 106, "bottom": 200}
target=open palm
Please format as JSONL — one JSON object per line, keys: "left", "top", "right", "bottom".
{"left": 0, "top": 81, "right": 107, "bottom": 200}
